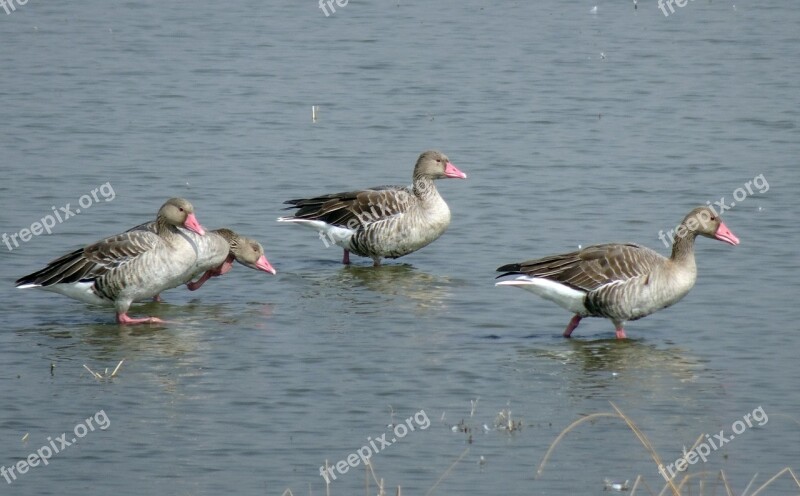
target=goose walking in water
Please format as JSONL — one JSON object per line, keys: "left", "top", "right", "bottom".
{"left": 496, "top": 206, "right": 739, "bottom": 339}
{"left": 277, "top": 150, "right": 467, "bottom": 266}
{"left": 129, "top": 223, "right": 277, "bottom": 294}
{"left": 183, "top": 228, "right": 276, "bottom": 290}
{"left": 16, "top": 198, "right": 207, "bottom": 324}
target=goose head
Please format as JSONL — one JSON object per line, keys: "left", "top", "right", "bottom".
{"left": 413, "top": 150, "right": 467, "bottom": 180}
{"left": 679, "top": 206, "right": 739, "bottom": 246}
{"left": 158, "top": 198, "right": 206, "bottom": 235}
{"left": 224, "top": 231, "right": 276, "bottom": 275}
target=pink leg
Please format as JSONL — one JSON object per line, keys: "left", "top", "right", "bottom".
{"left": 187, "top": 270, "right": 213, "bottom": 291}
{"left": 152, "top": 294, "right": 163, "bottom": 303}
{"left": 563, "top": 314, "right": 582, "bottom": 338}
{"left": 187, "top": 256, "right": 234, "bottom": 291}
{"left": 342, "top": 250, "right": 351, "bottom": 265}
{"left": 217, "top": 257, "right": 234, "bottom": 275}
{"left": 615, "top": 327, "right": 627, "bottom": 339}
{"left": 564, "top": 315, "right": 582, "bottom": 337}
{"left": 116, "top": 312, "right": 165, "bottom": 325}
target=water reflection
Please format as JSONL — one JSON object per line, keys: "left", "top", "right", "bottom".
{"left": 521, "top": 339, "right": 709, "bottom": 399}
{"left": 20, "top": 300, "right": 276, "bottom": 394}
{"left": 292, "top": 264, "right": 453, "bottom": 315}
{"left": 343, "top": 264, "right": 452, "bottom": 310}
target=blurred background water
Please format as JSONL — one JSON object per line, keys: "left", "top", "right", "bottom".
{"left": 1, "top": 1, "right": 798, "bottom": 494}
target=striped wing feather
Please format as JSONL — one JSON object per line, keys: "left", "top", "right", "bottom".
{"left": 15, "top": 232, "right": 160, "bottom": 287}
{"left": 283, "top": 186, "right": 412, "bottom": 228}
{"left": 498, "top": 243, "right": 664, "bottom": 292}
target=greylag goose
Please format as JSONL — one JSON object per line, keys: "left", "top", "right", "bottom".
{"left": 15, "top": 198, "right": 206, "bottom": 324}
{"left": 184, "top": 229, "right": 276, "bottom": 290}
{"left": 277, "top": 150, "right": 467, "bottom": 266}
{"left": 495, "top": 206, "right": 739, "bottom": 339}
{"left": 129, "top": 223, "right": 276, "bottom": 293}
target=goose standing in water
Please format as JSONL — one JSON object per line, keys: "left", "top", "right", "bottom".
{"left": 16, "top": 198, "right": 207, "bottom": 324}
{"left": 278, "top": 150, "right": 467, "bottom": 266}
{"left": 496, "top": 206, "right": 739, "bottom": 339}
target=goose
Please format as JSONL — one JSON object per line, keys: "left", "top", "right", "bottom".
{"left": 180, "top": 228, "right": 277, "bottom": 291}
{"left": 185, "top": 229, "right": 276, "bottom": 289}
{"left": 15, "top": 198, "right": 207, "bottom": 324}
{"left": 277, "top": 150, "right": 467, "bottom": 266}
{"left": 129, "top": 223, "right": 277, "bottom": 293}
{"left": 495, "top": 206, "right": 739, "bottom": 339}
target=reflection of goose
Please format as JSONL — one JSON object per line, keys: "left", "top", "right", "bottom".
{"left": 521, "top": 339, "right": 703, "bottom": 395}
{"left": 294, "top": 264, "right": 453, "bottom": 314}
{"left": 342, "top": 265, "right": 452, "bottom": 309}
{"left": 496, "top": 207, "right": 739, "bottom": 339}
{"left": 30, "top": 302, "right": 265, "bottom": 395}
{"left": 36, "top": 298, "right": 275, "bottom": 367}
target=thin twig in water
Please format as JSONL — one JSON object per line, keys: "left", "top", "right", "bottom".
{"left": 425, "top": 447, "right": 469, "bottom": 496}
{"left": 741, "top": 471, "right": 759, "bottom": 496}
{"left": 718, "top": 469, "right": 735, "bottom": 496}
{"left": 84, "top": 360, "right": 125, "bottom": 380}
{"left": 630, "top": 474, "right": 657, "bottom": 495}
{"left": 536, "top": 412, "right": 619, "bottom": 477}
{"left": 609, "top": 402, "right": 680, "bottom": 496}
{"left": 83, "top": 364, "right": 102, "bottom": 379}
{"left": 749, "top": 467, "right": 800, "bottom": 496}
{"left": 111, "top": 359, "right": 124, "bottom": 377}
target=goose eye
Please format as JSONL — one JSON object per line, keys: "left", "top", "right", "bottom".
{"left": 179, "top": 207, "right": 185, "bottom": 212}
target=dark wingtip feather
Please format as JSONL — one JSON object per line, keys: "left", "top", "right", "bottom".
{"left": 496, "top": 272, "right": 520, "bottom": 279}
{"left": 496, "top": 263, "right": 522, "bottom": 273}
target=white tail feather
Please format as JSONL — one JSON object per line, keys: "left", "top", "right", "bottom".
{"left": 496, "top": 276, "right": 588, "bottom": 314}
{"left": 277, "top": 218, "right": 355, "bottom": 249}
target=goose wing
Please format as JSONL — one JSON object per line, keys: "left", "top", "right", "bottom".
{"left": 497, "top": 243, "right": 664, "bottom": 292}
{"left": 281, "top": 186, "right": 413, "bottom": 228}
{"left": 15, "top": 231, "right": 161, "bottom": 288}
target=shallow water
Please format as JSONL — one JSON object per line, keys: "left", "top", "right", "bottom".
{"left": 1, "top": 1, "right": 799, "bottom": 494}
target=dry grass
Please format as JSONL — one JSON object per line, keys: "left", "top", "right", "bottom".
{"left": 83, "top": 359, "right": 125, "bottom": 380}
{"left": 536, "top": 401, "right": 799, "bottom": 495}
{"left": 283, "top": 447, "right": 469, "bottom": 496}
{"left": 270, "top": 401, "right": 797, "bottom": 495}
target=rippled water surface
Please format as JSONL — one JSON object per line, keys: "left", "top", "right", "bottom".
{"left": 1, "top": 1, "right": 799, "bottom": 494}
